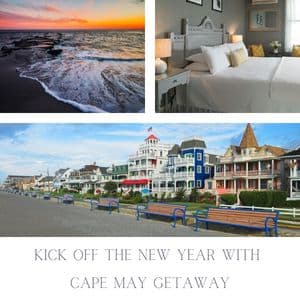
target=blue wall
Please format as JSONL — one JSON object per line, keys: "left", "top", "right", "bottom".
{"left": 181, "top": 148, "right": 210, "bottom": 189}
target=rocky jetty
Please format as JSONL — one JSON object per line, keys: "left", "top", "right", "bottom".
{"left": 47, "top": 49, "right": 63, "bottom": 56}
{"left": 0, "top": 35, "right": 63, "bottom": 57}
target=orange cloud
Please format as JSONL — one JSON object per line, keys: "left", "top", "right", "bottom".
{"left": 0, "top": 10, "right": 144, "bottom": 30}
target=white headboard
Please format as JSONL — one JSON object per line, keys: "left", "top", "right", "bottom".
{"left": 168, "top": 16, "right": 228, "bottom": 68}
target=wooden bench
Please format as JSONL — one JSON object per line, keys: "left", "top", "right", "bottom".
{"left": 43, "top": 193, "right": 51, "bottom": 200}
{"left": 136, "top": 202, "right": 187, "bottom": 228}
{"left": 194, "top": 208, "right": 279, "bottom": 236}
{"left": 58, "top": 194, "right": 75, "bottom": 205}
{"left": 90, "top": 198, "right": 120, "bottom": 214}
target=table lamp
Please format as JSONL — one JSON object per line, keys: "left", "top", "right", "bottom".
{"left": 231, "top": 35, "right": 243, "bottom": 43}
{"left": 155, "top": 39, "right": 172, "bottom": 74}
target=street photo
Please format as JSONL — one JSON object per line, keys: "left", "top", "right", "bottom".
{"left": 0, "top": 123, "right": 299, "bottom": 236}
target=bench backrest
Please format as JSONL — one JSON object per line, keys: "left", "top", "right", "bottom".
{"left": 99, "top": 198, "right": 119, "bottom": 206}
{"left": 63, "top": 194, "right": 74, "bottom": 201}
{"left": 207, "top": 208, "right": 278, "bottom": 227}
{"left": 147, "top": 203, "right": 186, "bottom": 216}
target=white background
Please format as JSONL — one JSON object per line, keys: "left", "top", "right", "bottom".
{"left": 0, "top": 1, "right": 300, "bottom": 299}
{"left": 0, "top": 238, "right": 299, "bottom": 299}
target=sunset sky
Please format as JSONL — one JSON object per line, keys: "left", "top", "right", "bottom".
{"left": 0, "top": 0, "right": 144, "bottom": 30}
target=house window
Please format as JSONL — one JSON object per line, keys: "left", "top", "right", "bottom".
{"left": 205, "top": 166, "right": 210, "bottom": 174}
{"left": 196, "top": 180, "right": 202, "bottom": 188}
{"left": 197, "top": 166, "right": 202, "bottom": 174}
{"left": 197, "top": 153, "right": 202, "bottom": 161}
{"left": 285, "top": 0, "right": 300, "bottom": 51}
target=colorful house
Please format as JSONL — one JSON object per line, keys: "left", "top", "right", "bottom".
{"left": 124, "top": 133, "right": 172, "bottom": 191}
{"left": 152, "top": 137, "right": 217, "bottom": 196}
{"left": 281, "top": 147, "right": 300, "bottom": 200}
{"left": 215, "top": 124, "right": 286, "bottom": 194}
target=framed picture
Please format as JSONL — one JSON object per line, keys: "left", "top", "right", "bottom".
{"left": 186, "top": 0, "right": 203, "bottom": 6}
{"left": 212, "top": 0, "right": 223, "bottom": 12}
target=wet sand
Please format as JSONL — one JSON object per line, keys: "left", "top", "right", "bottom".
{"left": 0, "top": 54, "right": 80, "bottom": 113}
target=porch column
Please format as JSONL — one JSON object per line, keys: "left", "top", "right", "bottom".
{"left": 246, "top": 162, "right": 249, "bottom": 190}
{"left": 290, "top": 179, "right": 293, "bottom": 198}
{"left": 224, "top": 164, "right": 226, "bottom": 177}
{"left": 158, "top": 181, "right": 160, "bottom": 193}
{"left": 294, "top": 160, "right": 297, "bottom": 177}
{"left": 290, "top": 161, "right": 293, "bottom": 177}
{"left": 234, "top": 179, "right": 236, "bottom": 193}
{"left": 271, "top": 160, "right": 275, "bottom": 190}
{"left": 258, "top": 161, "right": 261, "bottom": 191}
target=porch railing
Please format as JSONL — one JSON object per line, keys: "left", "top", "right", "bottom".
{"left": 219, "top": 204, "right": 300, "bottom": 219}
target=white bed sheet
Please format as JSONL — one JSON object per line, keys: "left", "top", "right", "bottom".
{"left": 186, "top": 57, "right": 300, "bottom": 113}
{"left": 271, "top": 57, "right": 300, "bottom": 112}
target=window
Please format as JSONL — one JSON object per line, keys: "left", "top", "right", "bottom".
{"left": 205, "top": 166, "right": 210, "bottom": 174}
{"left": 197, "top": 166, "right": 202, "bottom": 174}
{"left": 196, "top": 180, "right": 202, "bottom": 188}
{"left": 197, "top": 153, "right": 202, "bottom": 161}
{"left": 285, "top": 0, "right": 300, "bottom": 51}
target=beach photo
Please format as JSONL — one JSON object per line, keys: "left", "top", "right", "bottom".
{"left": 0, "top": 0, "right": 145, "bottom": 113}
{"left": 0, "top": 123, "right": 300, "bottom": 237}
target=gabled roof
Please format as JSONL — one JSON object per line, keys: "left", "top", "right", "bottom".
{"left": 240, "top": 123, "right": 259, "bottom": 149}
{"left": 208, "top": 154, "right": 218, "bottom": 164}
{"left": 99, "top": 167, "right": 109, "bottom": 175}
{"left": 260, "top": 145, "right": 286, "bottom": 156}
{"left": 168, "top": 144, "right": 181, "bottom": 156}
{"left": 39, "top": 176, "right": 54, "bottom": 183}
{"left": 80, "top": 164, "right": 99, "bottom": 172}
{"left": 281, "top": 147, "right": 300, "bottom": 158}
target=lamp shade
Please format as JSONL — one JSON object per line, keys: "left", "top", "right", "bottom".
{"left": 155, "top": 39, "right": 172, "bottom": 58}
{"left": 231, "top": 35, "right": 243, "bottom": 43}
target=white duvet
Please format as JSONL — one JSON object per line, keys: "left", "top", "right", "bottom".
{"left": 186, "top": 57, "right": 300, "bottom": 113}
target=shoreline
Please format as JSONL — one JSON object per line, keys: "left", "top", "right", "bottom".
{"left": 0, "top": 54, "right": 81, "bottom": 113}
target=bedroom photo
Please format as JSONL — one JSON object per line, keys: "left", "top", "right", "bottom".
{"left": 155, "top": 0, "right": 300, "bottom": 113}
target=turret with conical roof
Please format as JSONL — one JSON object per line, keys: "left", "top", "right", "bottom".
{"left": 240, "top": 123, "right": 259, "bottom": 149}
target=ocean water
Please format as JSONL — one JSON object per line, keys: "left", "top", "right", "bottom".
{"left": 0, "top": 31, "right": 145, "bottom": 113}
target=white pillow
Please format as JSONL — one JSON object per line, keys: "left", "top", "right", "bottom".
{"left": 227, "top": 41, "right": 248, "bottom": 57}
{"left": 201, "top": 45, "right": 230, "bottom": 74}
{"left": 185, "top": 62, "right": 210, "bottom": 72}
{"left": 185, "top": 53, "right": 206, "bottom": 63}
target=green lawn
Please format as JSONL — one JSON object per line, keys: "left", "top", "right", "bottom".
{"left": 168, "top": 202, "right": 216, "bottom": 211}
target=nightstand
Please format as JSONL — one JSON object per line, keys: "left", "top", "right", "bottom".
{"left": 155, "top": 68, "right": 190, "bottom": 113}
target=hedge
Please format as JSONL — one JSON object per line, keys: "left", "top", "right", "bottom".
{"left": 239, "top": 191, "right": 288, "bottom": 208}
{"left": 220, "top": 193, "right": 237, "bottom": 205}
{"left": 286, "top": 200, "right": 300, "bottom": 208}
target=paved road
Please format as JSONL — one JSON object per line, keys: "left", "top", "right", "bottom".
{"left": 0, "top": 192, "right": 235, "bottom": 237}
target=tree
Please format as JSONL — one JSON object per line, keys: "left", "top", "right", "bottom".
{"left": 175, "top": 188, "right": 186, "bottom": 202}
{"left": 104, "top": 181, "right": 118, "bottom": 195}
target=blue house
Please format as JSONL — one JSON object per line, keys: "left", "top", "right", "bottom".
{"left": 152, "top": 137, "right": 217, "bottom": 195}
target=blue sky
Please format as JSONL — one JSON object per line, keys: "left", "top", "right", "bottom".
{"left": 0, "top": 123, "right": 299, "bottom": 182}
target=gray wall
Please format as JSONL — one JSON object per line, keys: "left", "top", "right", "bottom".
{"left": 156, "top": 0, "right": 246, "bottom": 38}
{"left": 246, "top": 0, "right": 286, "bottom": 52}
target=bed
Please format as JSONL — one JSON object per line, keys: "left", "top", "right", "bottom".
{"left": 169, "top": 17, "right": 300, "bottom": 113}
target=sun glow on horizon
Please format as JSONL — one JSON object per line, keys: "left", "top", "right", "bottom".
{"left": 0, "top": 0, "right": 145, "bottom": 30}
